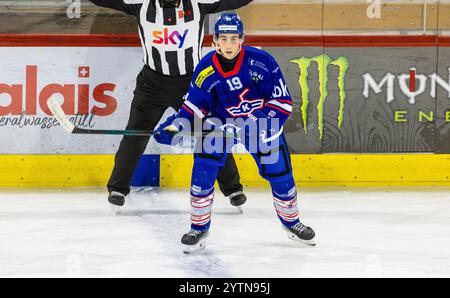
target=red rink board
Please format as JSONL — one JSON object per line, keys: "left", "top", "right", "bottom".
{"left": 1, "top": 34, "right": 450, "bottom": 47}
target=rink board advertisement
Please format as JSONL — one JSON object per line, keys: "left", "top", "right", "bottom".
{"left": 0, "top": 47, "right": 168, "bottom": 154}
{"left": 3, "top": 36, "right": 450, "bottom": 187}
{"left": 2, "top": 45, "right": 450, "bottom": 155}
{"left": 266, "top": 46, "right": 450, "bottom": 154}
{"left": 0, "top": 46, "right": 216, "bottom": 155}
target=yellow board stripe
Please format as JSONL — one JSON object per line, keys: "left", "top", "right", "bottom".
{"left": 3, "top": 154, "right": 450, "bottom": 188}
{"left": 0, "top": 155, "right": 114, "bottom": 188}
{"left": 161, "top": 154, "right": 450, "bottom": 188}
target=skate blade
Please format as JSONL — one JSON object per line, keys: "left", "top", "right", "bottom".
{"left": 235, "top": 206, "right": 244, "bottom": 214}
{"left": 182, "top": 237, "right": 208, "bottom": 254}
{"left": 110, "top": 204, "right": 122, "bottom": 215}
{"left": 286, "top": 233, "right": 316, "bottom": 247}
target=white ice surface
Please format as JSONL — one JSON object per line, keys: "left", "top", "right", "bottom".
{"left": 0, "top": 187, "right": 449, "bottom": 278}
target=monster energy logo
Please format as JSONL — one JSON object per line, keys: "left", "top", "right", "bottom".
{"left": 290, "top": 54, "right": 349, "bottom": 140}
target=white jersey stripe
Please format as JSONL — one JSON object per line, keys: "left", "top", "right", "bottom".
{"left": 267, "top": 100, "right": 293, "bottom": 112}
{"left": 185, "top": 101, "right": 206, "bottom": 118}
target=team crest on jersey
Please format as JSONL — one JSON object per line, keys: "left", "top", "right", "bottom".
{"left": 195, "top": 66, "right": 215, "bottom": 88}
{"left": 226, "top": 89, "right": 264, "bottom": 117}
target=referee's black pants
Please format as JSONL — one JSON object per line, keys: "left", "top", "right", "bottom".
{"left": 107, "top": 65, "right": 243, "bottom": 197}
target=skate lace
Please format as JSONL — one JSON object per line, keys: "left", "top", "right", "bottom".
{"left": 292, "top": 223, "right": 308, "bottom": 233}
{"left": 188, "top": 230, "right": 203, "bottom": 237}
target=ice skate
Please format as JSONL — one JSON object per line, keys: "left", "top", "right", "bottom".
{"left": 229, "top": 191, "right": 247, "bottom": 214}
{"left": 283, "top": 222, "right": 316, "bottom": 246}
{"left": 108, "top": 191, "right": 125, "bottom": 215}
{"left": 181, "top": 230, "right": 209, "bottom": 254}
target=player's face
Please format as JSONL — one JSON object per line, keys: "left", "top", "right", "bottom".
{"left": 216, "top": 34, "right": 242, "bottom": 60}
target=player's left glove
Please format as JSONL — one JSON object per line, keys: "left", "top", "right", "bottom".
{"left": 153, "top": 114, "right": 184, "bottom": 146}
{"left": 248, "top": 110, "right": 283, "bottom": 144}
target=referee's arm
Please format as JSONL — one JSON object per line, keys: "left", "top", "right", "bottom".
{"left": 89, "top": 0, "right": 143, "bottom": 16}
{"left": 199, "top": 0, "right": 254, "bottom": 14}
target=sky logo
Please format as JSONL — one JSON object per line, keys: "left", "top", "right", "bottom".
{"left": 152, "top": 28, "right": 189, "bottom": 48}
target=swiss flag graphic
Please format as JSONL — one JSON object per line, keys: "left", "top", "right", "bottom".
{"left": 78, "top": 66, "right": 90, "bottom": 78}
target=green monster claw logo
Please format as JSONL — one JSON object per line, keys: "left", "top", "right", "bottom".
{"left": 290, "top": 54, "right": 349, "bottom": 140}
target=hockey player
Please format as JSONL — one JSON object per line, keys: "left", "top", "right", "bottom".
{"left": 153, "top": 13, "right": 316, "bottom": 253}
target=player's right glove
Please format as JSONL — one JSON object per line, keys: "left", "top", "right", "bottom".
{"left": 153, "top": 114, "right": 184, "bottom": 146}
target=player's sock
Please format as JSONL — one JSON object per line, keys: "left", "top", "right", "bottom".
{"left": 184, "top": 162, "right": 219, "bottom": 252}
{"left": 184, "top": 187, "right": 214, "bottom": 253}
{"left": 190, "top": 187, "right": 214, "bottom": 231}
{"left": 271, "top": 179, "right": 316, "bottom": 246}
{"left": 271, "top": 180, "right": 300, "bottom": 227}
{"left": 189, "top": 162, "right": 220, "bottom": 231}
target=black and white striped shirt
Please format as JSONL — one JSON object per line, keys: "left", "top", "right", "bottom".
{"left": 90, "top": 0, "right": 253, "bottom": 76}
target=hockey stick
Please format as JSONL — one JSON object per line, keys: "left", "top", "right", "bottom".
{"left": 46, "top": 97, "right": 236, "bottom": 138}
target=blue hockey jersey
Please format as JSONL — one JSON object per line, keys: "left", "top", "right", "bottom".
{"left": 179, "top": 46, "right": 292, "bottom": 128}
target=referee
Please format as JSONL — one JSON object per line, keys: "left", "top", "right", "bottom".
{"left": 89, "top": 0, "right": 253, "bottom": 208}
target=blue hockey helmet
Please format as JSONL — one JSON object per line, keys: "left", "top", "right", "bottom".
{"left": 214, "top": 13, "right": 244, "bottom": 39}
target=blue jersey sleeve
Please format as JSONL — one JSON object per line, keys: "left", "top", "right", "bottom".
{"left": 179, "top": 63, "right": 216, "bottom": 122}
{"left": 256, "top": 55, "right": 293, "bottom": 126}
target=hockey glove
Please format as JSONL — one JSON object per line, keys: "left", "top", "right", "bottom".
{"left": 153, "top": 114, "right": 184, "bottom": 146}
{"left": 248, "top": 109, "right": 283, "bottom": 144}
